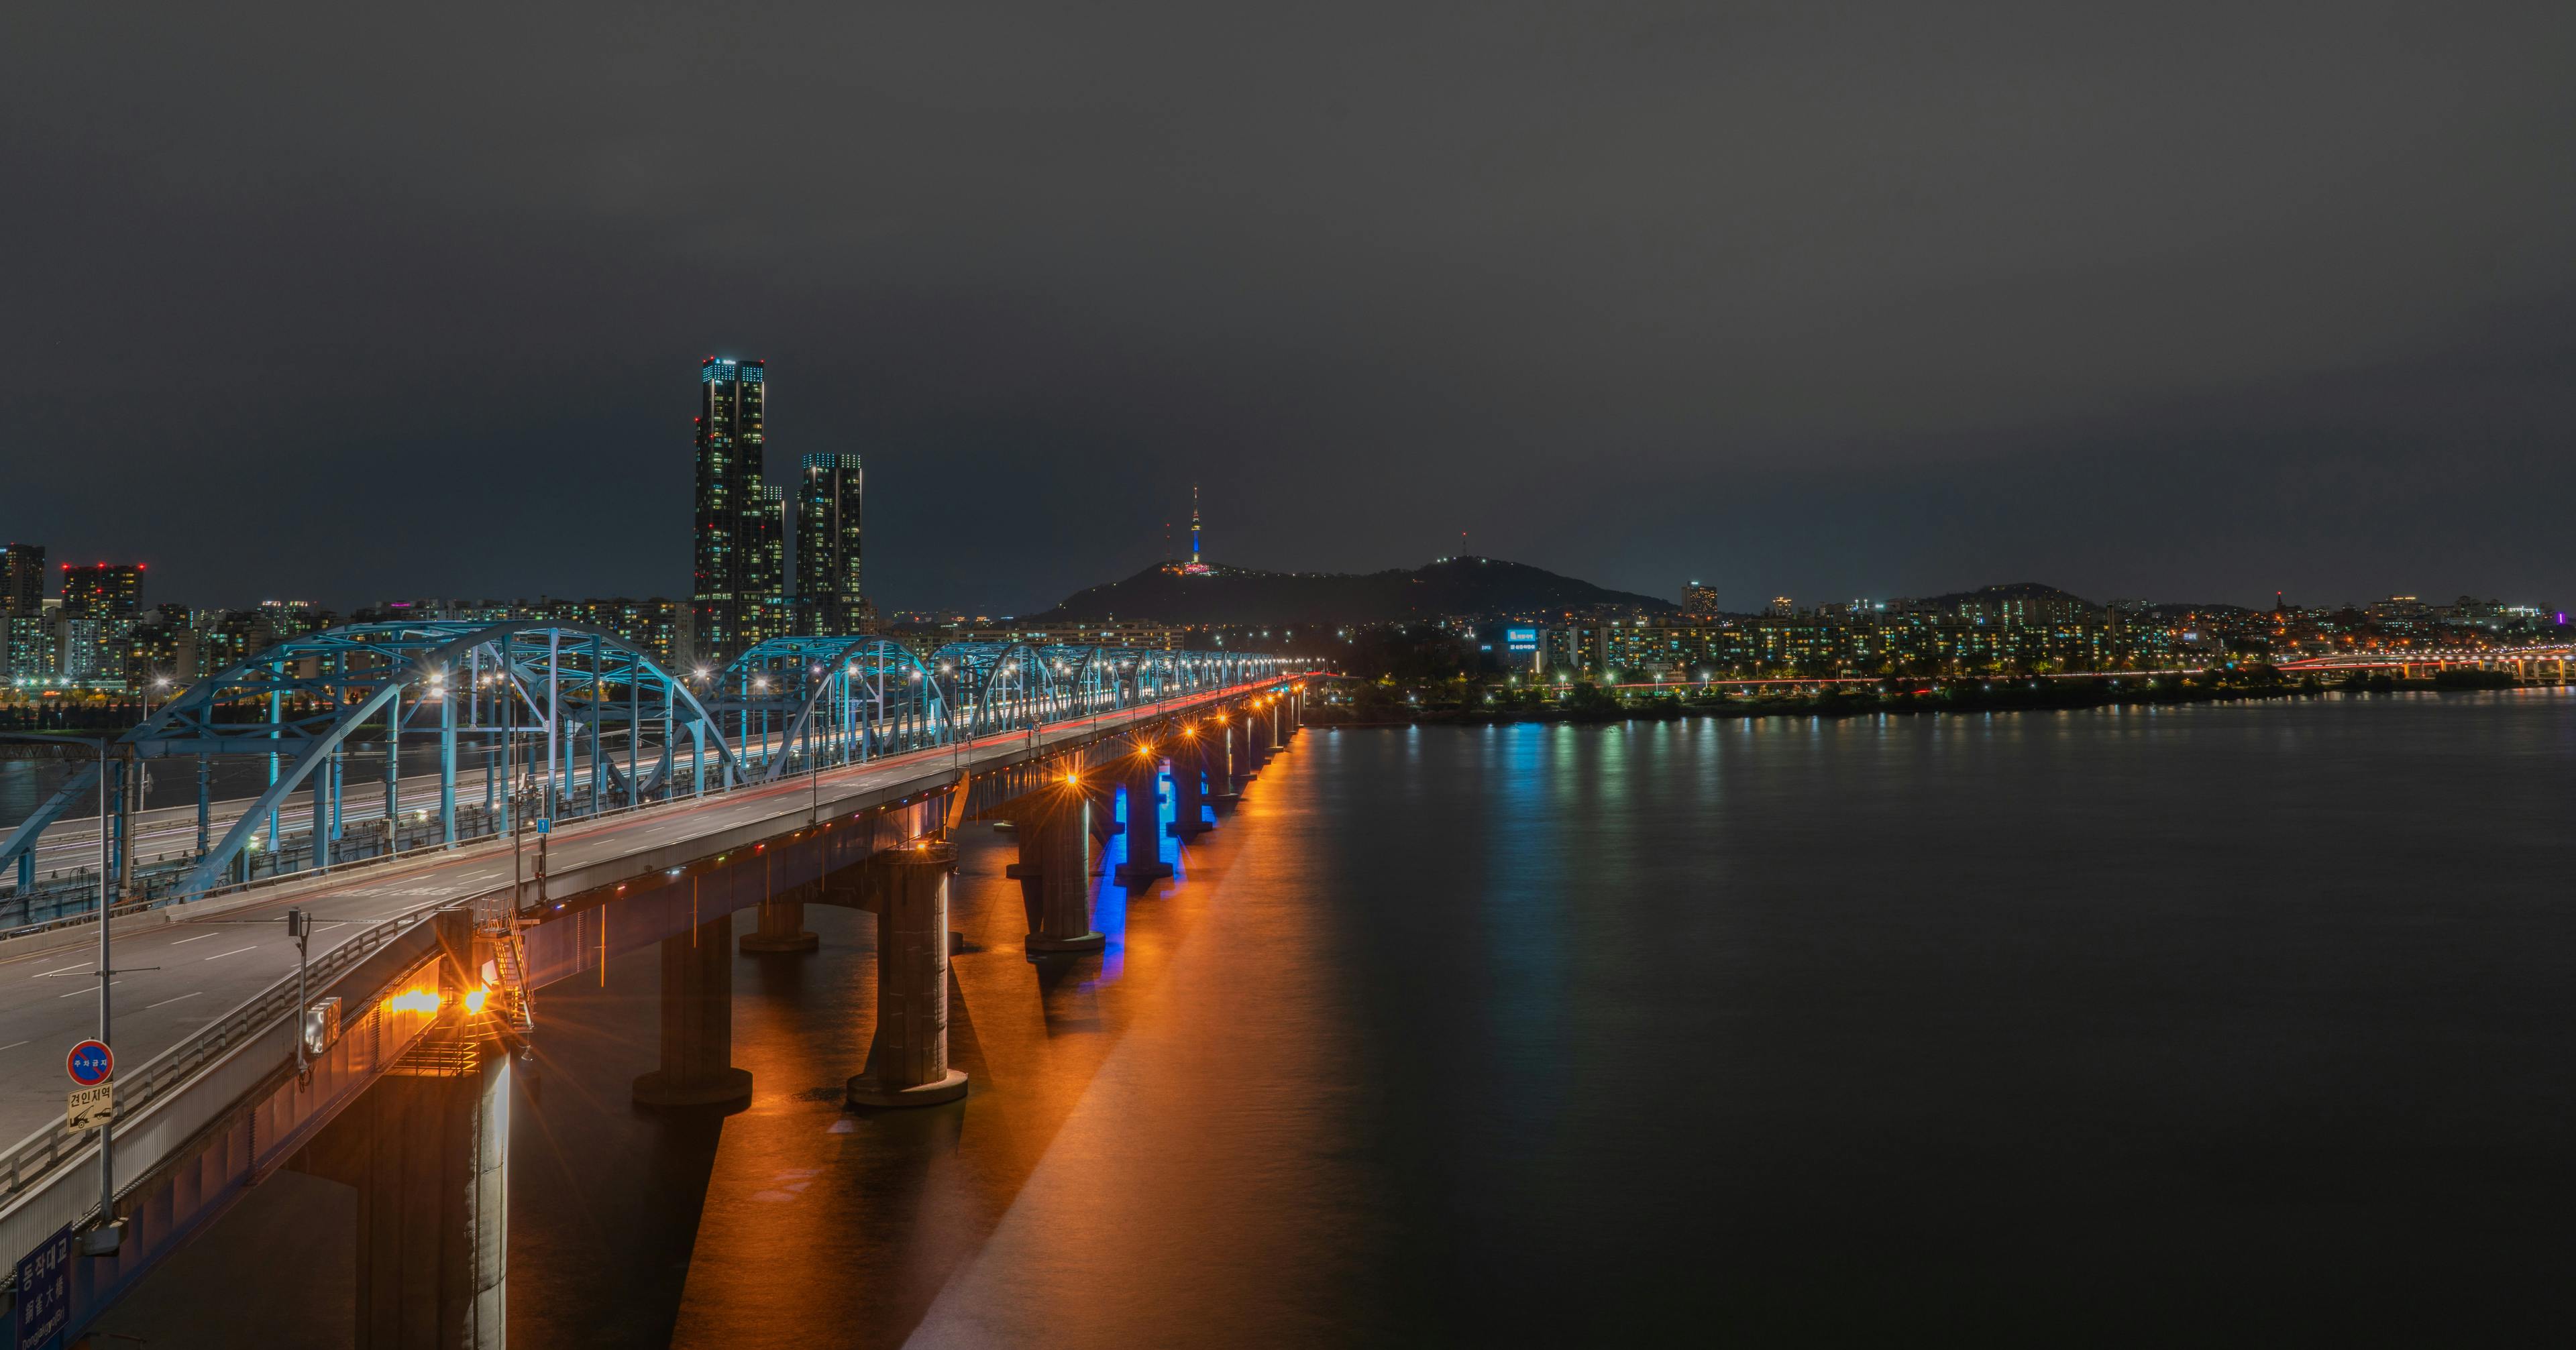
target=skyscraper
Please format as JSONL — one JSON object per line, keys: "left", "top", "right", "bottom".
{"left": 690, "top": 357, "right": 779, "bottom": 663}
{"left": 1, "top": 545, "right": 48, "bottom": 683}
{"left": 59, "top": 563, "right": 144, "bottom": 685}
{"left": 798, "top": 453, "right": 864, "bottom": 634}
{"left": 1, "top": 543, "right": 42, "bottom": 616}
{"left": 741, "top": 484, "right": 794, "bottom": 647}
{"left": 749, "top": 484, "right": 787, "bottom": 602}
{"left": 60, "top": 563, "right": 143, "bottom": 621}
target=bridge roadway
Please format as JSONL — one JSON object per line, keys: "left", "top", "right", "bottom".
{"left": 0, "top": 693, "right": 1234, "bottom": 1145}
{"left": 6, "top": 740, "right": 717, "bottom": 892}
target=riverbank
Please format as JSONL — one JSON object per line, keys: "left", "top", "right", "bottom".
{"left": 1306, "top": 669, "right": 2548, "bottom": 726}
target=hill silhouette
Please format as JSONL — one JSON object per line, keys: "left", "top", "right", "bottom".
{"left": 1022, "top": 556, "right": 1676, "bottom": 626}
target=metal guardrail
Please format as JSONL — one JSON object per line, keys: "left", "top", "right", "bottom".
{"left": 0, "top": 775, "right": 710, "bottom": 941}
{"left": 0, "top": 893, "right": 169, "bottom": 946}
{"left": 0, "top": 889, "right": 498, "bottom": 1203}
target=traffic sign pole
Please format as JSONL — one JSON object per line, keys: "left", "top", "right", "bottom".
{"left": 87, "top": 750, "right": 119, "bottom": 1257}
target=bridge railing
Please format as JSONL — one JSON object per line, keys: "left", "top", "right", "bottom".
{"left": 0, "top": 890, "right": 491, "bottom": 1208}
{"left": 3, "top": 740, "right": 744, "bottom": 938}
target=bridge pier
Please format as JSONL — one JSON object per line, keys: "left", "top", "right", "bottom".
{"left": 288, "top": 1049, "right": 509, "bottom": 1349}
{"left": 632, "top": 912, "right": 754, "bottom": 1108}
{"left": 1204, "top": 714, "right": 1242, "bottom": 815}
{"left": 1012, "top": 781, "right": 1105, "bottom": 953}
{"left": 848, "top": 845, "right": 971, "bottom": 1107}
{"left": 1114, "top": 745, "right": 1173, "bottom": 885}
{"left": 1228, "top": 712, "right": 1258, "bottom": 787}
{"left": 1244, "top": 707, "right": 1271, "bottom": 776}
{"left": 740, "top": 897, "right": 820, "bottom": 954}
{"left": 1167, "top": 727, "right": 1210, "bottom": 839}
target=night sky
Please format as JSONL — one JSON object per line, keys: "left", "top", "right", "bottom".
{"left": 7, "top": 4, "right": 2574, "bottom": 615}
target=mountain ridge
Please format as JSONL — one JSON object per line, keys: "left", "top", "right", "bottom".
{"left": 1021, "top": 556, "right": 1676, "bottom": 626}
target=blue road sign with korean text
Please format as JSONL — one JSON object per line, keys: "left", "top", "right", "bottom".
{"left": 66, "top": 1040, "right": 111, "bottom": 1087}
{"left": 15, "top": 1223, "right": 72, "bottom": 1349}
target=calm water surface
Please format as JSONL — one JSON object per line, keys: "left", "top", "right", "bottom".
{"left": 105, "top": 694, "right": 2576, "bottom": 1345}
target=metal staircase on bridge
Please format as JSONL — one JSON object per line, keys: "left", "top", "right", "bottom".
{"left": 480, "top": 907, "right": 537, "bottom": 1039}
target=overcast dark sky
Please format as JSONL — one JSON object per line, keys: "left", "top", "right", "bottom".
{"left": 6, "top": 3, "right": 2573, "bottom": 614}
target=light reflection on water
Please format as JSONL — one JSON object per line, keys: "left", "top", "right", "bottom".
{"left": 99, "top": 693, "right": 2576, "bottom": 1345}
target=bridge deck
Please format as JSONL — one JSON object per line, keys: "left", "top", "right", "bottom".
{"left": 7, "top": 744, "right": 718, "bottom": 895}
{"left": 0, "top": 693, "right": 1242, "bottom": 1145}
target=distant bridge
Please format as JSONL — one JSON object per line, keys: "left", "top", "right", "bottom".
{"left": 2271, "top": 643, "right": 2575, "bottom": 679}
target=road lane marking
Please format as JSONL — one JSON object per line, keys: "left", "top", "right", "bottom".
{"left": 60, "top": 981, "right": 121, "bottom": 999}
{"left": 170, "top": 933, "right": 215, "bottom": 945}
{"left": 203, "top": 946, "right": 258, "bottom": 960}
{"left": 315, "top": 922, "right": 347, "bottom": 932}
{"left": 32, "top": 962, "right": 90, "bottom": 979}
{"left": 146, "top": 991, "right": 203, "bottom": 1009}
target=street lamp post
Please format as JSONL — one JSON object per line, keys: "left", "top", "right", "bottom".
{"left": 534, "top": 791, "right": 548, "bottom": 905}
{"left": 87, "top": 738, "right": 118, "bottom": 1253}
{"left": 1, "top": 731, "right": 129, "bottom": 1255}
{"left": 285, "top": 906, "right": 311, "bottom": 1078}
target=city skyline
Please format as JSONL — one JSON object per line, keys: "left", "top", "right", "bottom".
{"left": 8, "top": 7, "right": 2576, "bottom": 614}
{"left": 3, "top": 356, "right": 2564, "bottom": 627}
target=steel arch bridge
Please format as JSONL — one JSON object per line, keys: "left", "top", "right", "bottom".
{"left": 2, "top": 623, "right": 1280, "bottom": 913}
{"left": 706, "top": 636, "right": 1274, "bottom": 782}
{"left": 1, "top": 622, "right": 743, "bottom": 907}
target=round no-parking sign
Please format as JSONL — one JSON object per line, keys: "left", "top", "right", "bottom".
{"left": 66, "top": 1039, "right": 113, "bottom": 1086}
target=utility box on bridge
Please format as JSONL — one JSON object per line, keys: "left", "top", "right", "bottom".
{"left": 303, "top": 997, "right": 342, "bottom": 1057}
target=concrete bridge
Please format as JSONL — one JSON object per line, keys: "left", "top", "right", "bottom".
{"left": 0, "top": 621, "right": 1308, "bottom": 1345}
{"left": 2273, "top": 642, "right": 2575, "bottom": 681}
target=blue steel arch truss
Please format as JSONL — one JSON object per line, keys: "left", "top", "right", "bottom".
{"left": 4, "top": 624, "right": 1281, "bottom": 917}
{"left": 712, "top": 637, "right": 1279, "bottom": 781}
{"left": 0, "top": 622, "right": 743, "bottom": 906}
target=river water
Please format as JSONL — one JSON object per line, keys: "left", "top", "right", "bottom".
{"left": 96, "top": 693, "right": 2576, "bottom": 1345}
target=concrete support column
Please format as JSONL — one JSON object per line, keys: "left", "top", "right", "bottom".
{"left": 848, "top": 846, "right": 971, "bottom": 1106}
{"left": 1205, "top": 714, "right": 1242, "bottom": 814}
{"left": 740, "top": 897, "right": 819, "bottom": 954}
{"left": 1114, "top": 746, "right": 1174, "bottom": 884}
{"left": 1232, "top": 710, "right": 1262, "bottom": 783}
{"left": 290, "top": 1050, "right": 508, "bottom": 1349}
{"left": 1267, "top": 699, "right": 1286, "bottom": 751}
{"left": 632, "top": 913, "right": 753, "bottom": 1107}
{"left": 1011, "top": 783, "right": 1104, "bottom": 952}
{"left": 1167, "top": 729, "right": 1209, "bottom": 839}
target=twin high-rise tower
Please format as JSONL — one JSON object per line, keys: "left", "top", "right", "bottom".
{"left": 798, "top": 453, "right": 865, "bottom": 637}
{"left": 691, "top": 357, "right": 863, "bottom": 663}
